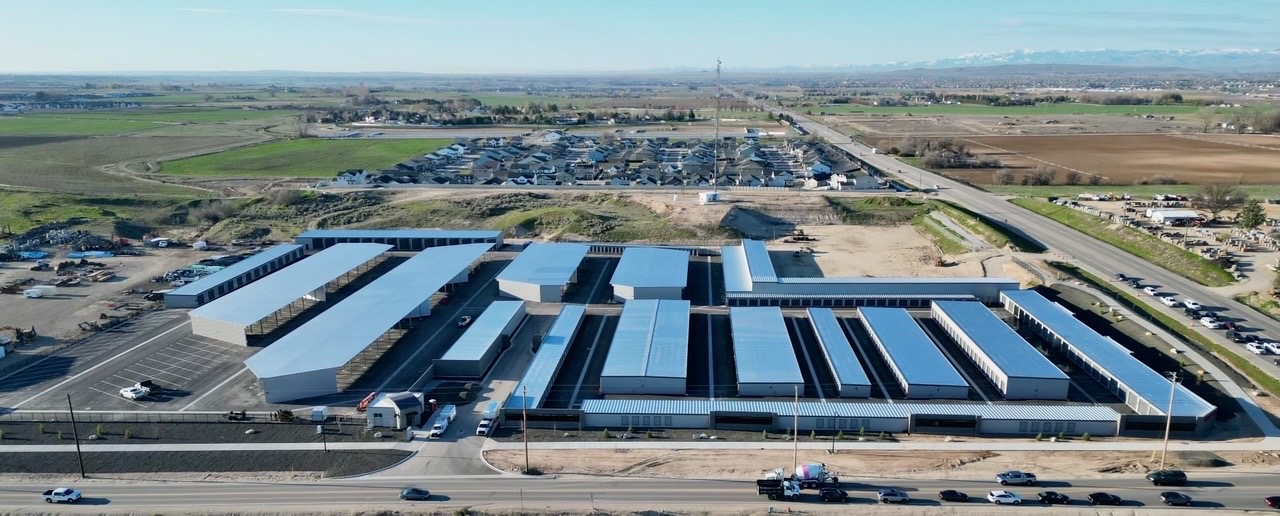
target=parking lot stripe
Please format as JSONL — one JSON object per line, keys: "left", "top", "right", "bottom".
{"left": 151, "top": 351, "right": 209, "bottom": 369}
{"left": 11, "top": 322, "right": 188, "bottom": 409}
{"left": 132, "top": 361, "right": 194, "bottom": 381}
{"left": 179, "top": 367, "right": 249, "bottom": 411}
{"left": 142, "top": 356, "right": 204, "bottom": 376}
{"left": 163, "top": 345, "right": 226, "bottom": 363}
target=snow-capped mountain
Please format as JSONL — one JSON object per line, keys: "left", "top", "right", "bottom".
{"left": 854, "top": 49, "right": 1280, "bottom": 73}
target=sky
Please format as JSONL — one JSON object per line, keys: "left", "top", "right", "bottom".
{"left": 1, "top": 0, "right": 1276, "bottom": 73}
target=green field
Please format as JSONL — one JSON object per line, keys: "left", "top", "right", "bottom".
{"left": 1011, "top": 198, "right": 1233, "bottom": 286}
{"left": 0, "top": 116, "right": 161, "bottom": 136}
{"left": 0, "top": 110, "right": 302, "bottom": 136}
{"left": 0, "top": 191, "right": 192, "bottom": 235}
{"left": 159, "top": 138, "right": 451, "bottom": 177}
{"left": 809, "top": 103, "right": 1200, "bottom": 115}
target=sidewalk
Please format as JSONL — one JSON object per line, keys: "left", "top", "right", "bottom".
{"left": 483, "top": 437, "right": 1280, "bottom": 452}
{"left": 0, "top": 442, "right": 413, "bottom": 453}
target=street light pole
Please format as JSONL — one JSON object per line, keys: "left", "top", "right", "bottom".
{"left": 522, "top": 385, "right": 530, "bottom": 474}
{"left": 792, "top": 385, "right": 799, "bottom": 474}
{"left": 66, "top": 394, "right": 86, "bottom": 479}
{"left": 1158, "top": 372, "right": 1179, "bottom": 471}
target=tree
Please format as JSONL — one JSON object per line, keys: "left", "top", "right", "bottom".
{"left": 1192, "top": 183, "right": 1246, "bottom": 221}
{"left": 1237, "top": 198, "right": 1266, "bottom": 230}
{"left": 1087, "top": 174, "right": 1105, "bottom": 186}
{"left": 994, "top": 169, "right": 1015, "bottom": 185}
{"left": 1062, "top": 170, "right": 1082, "bottom": 185}
{"left": 1195, "top": 107, "right": 1219, "bottom": 133}
{"left": 688, "top": 109, "right": 696, "bottom": 120}
{"left": 1023, "top": 165, "right": 1056, "bottom": 186}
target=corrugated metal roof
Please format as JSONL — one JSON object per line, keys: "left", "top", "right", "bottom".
{"left": 505, "top": 304, "right": 587, "bottom": 410}
{"left": 741, "top": 240, "right": 778, "bottom": 283}
{"left": 189, "top": 244, "right": 391, "bottom": 326}
{"left": 806, "top": 308, "right": 871, "bottom": 388}
{"left": 168, "top": 245, "right": 303, "bottom": 297}
{"left": 601, "top": 300, "right": 690, "bottom": 379}
{"left": 244, "top": 244, "right": 491, "bottom": 379}
{"left": 778, "top": 277, "right": 1019, "bottom": 285}
{"left": 720, "top": 245, "right": 753, "bottom": 293}
{"left": 581, "top": 399, "right": 1120, "bottom": 422}
{"left": 858, "top": 307, "right": 968, "bottom": 388}
{"left": 727, "top": 292, "right": 976, "bottom": 300}
{"left": 729, "top": 307, "right": 804, "bottom": 385}
{"left": 1001, "top": 290, "right": 1215, "bottom": 418}
{"left": 610, "top": 247, "right": 689, "bottom": 289}
{"left": 437, "top": 300, "right": 527, "bottom": 362}
{"left": 497, "top": 242, "right": 590, "bottom": 286}
{"left": 296, "top": 229, "right": 501, "bottom": 240}
{"left": 932, "top": 301, "right": 1068, "bottom": 380}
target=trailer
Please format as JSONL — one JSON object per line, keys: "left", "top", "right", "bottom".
{"left": 428, "top": 404, "right": 458, "bottom": 438}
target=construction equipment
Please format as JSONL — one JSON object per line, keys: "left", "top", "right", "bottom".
{"left": 0, "top": 326, "right": 37, "bottom": 344}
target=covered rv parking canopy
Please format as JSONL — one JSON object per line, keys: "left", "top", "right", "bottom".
{"left": 600, "top": 299, "right": 690, "bottom": 395}
{"left": 243, "top": 243, "right": 492, "bottom": 403}
{"left": 164, "top": 245, "right": 305, "bottom": 308}
{"left": 294, "top": 229, "right": 502, "bottom": 251}
{"left": 188, "top": 243, "right": 391, "bottom": 345}
{"left": 497, "top": 243, "right": 590, "bottom": 302}
{"left": 609, "top": 247, "right": 689, "bottom": 301}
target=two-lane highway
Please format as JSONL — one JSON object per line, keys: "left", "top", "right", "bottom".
{"left": 739, "top": 90, "right": 1280, "bottom": 388}
{"left": 1, "top": 474, "right": 1276, "bottom": 512}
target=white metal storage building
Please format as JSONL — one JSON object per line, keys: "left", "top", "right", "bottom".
{"left": 806, "top": 308, "right": 871, "bottom": 398}
{"left": 609, "top": 247, "right": 688, "bottom": 301}
{"left": 858, "top": 307, "right": 969, "bottom": 399}
{"left": 600, "top": 299, "right": 690, "bottom": 395}
{"left": 720, "top": 240, "right": 1018, "bottom": 306}
{"left": 433, "top": 300, "right": 527, "bottom": 378}
{"left": 164, "top": 245, "right": 306, "bottom": 308}
{"left": 931, "top": 301, "right": 1070, "bottom": 400}
{"left": 243, "top": 244, "right": 491, "bottom": 403}
{"left": 504, "top": 304, "right": 587, "bottom": 411}
{"left": 294, "top": 229, "right": 502, "bottom": 251}
{"left": 580, "top": 399, "right": 1121, "bottom": 437}
{"left": 729, "top": 306, "right": 804, "bottom": 397}
{"left": 188, "top": 244, "right": 391, "bottom": 345}
{"left": 1000, "top": 290, "right": 1216, "bottom": 432}
{"left": 497, "top": 242, "right": 590, "bottom": 302}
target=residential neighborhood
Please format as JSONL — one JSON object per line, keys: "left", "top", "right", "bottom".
{"left": 322, "top": 132, "right": 886, "bottom": 190}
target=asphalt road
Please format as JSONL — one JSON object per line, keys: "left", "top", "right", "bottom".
{"left": 743, "top": 91, "right": 1280, "bottom": 387}
{"left": 1, "top": 474, "right": 1275, "bottom": 512}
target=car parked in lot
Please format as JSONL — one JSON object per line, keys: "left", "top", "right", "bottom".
{"left": 1147, "top": 470, "right": 1187, "bottom": 486}
{"left": 1182, "top": 299, "right": 1201, "bottom": 310}
{"left": 1037, "top": 491, "right": 1070, "bottom": 504}
{"left": 1224, "top": 320, "right": 1239, "bottom": 330}
{"left": 987, "top": 490, "right": 1023, "bottom": 505}
{"left": 1160, "top": 491, "right": 1193, "bottom": 506}
{"left": 1200, "top": 317, "right": 1222, "bottom": 329}
{"left": 1266, "top": 342, "right": 1280, "bottom": 355}
{"left": 1184, "top": 307, "right": 1202, "bottom": 319}
{"left": 399, "top": 487, "right": 430, "bottom": 501}
{"left": 1143, "top": 286, "right": 1159, "bottom": 296}
{"left": 1088, "top": 492, "right": 1123, "bottom": 505}
{"left": 1159, "top": 296, "right": 1179, "bottom": 307}
{"left": 877, "top": 488, "right": 909, "bottom": 504}
{"left": 938, "top": 490, "right": 969, "bottom": 502}
{"left": 1247, "top": 342, "right": 1269, "bottom": 354}
{"left": 1127, "top": 279, "right": 1142, "bottom": 289}
{"left": 119, "top": 385, "right": 149, "bottom": 400}
{"left": 457, "top": 316, "right": 473, "bottom": 328}
{"left": 1113, "top": 273, "right": 1127, "bottom": 281}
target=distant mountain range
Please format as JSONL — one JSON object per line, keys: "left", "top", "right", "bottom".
{"left": 780, "top": 49, "right": 1280, "bottom": 74}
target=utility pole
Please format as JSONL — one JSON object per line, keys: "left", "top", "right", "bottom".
{"left": 1158, "top": 372, "right": 1179, "bottom": 471}
{"left": 792, "top": 385, "right": 799, "bottom": 474}
{"left": 66, "top": 394, "right": 86, "bottom": 478}
{"left": 522, "top": 385, "right": 530, "bottom": 474}
{"left": 713, "top": 58, "right": 721, "bottom": 193}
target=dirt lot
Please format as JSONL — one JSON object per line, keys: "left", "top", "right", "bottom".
{"left": 484, "top": 448, "right": 1280, "bottom": 482}
{"left": 946, "top": 134, "right": 1280, "bottom": 185}
{"left": 769, "top": 225, "right": 998, "bottom": 278}
{"left": 0, "top": 247, "right": 203, "bottom": 343}
{"left": 828, "top": 113, "right": 1198, "bottom": 138}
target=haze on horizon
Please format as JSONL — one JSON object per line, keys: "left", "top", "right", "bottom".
{"left": 1, "top": 0, "right": 1276, "bottom": 74}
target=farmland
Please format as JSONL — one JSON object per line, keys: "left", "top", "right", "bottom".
{"left": 810, "top": 103, "right": 1201, "bottom": 115}
{"left": 899, "top": 134, "right": 1280, "bottom": 185}
{"left": 158, "top": 138, "right": 452, "bottom": 177}
{"left": 0, "top": 110, "right": 301, "bottom": 136}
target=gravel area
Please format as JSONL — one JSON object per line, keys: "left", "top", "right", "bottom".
{"left": 494, "top": 426, "right": 897, "bottom": 443}
{"left": 0, "top": 449, "right": 410, "bottom": 477}
{"left": 0, "top": 420, "right": 394, "bottom": 445}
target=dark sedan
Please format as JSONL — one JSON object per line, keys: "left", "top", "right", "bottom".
{"left": 399, "top": 488, "right": 431, "bottom": 501}
{"left": 1160, "top": 491, "right": 1192, "bottom": 506}
{"left": 1266, "top": 496, "right": 1280, "bottom": 508}
{"left": 938, "top": 490, "right": 969, "bottom": 502}
{"left": 1037, "top": 491, "right": 1070, "bottom": 504}
{"left": 1088, "top": 492, "right": 1123, "bottom": 506}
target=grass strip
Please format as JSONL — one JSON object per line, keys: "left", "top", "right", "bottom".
{"left": 1049, "top": 261, "right": 1280, "bottom": 398}
{"left": 911, "top": 214, "right": 970, "bottom": 255}
{"left": 1011, "top": 197, "right": 1233, "bottom": 286}
{"left": 931, "top": 199, "right": 1047, "bottom": 252}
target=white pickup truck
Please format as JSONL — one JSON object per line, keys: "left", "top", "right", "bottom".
{"left": 428, "top": 404, "right": 458, "bottom": 438}
{"left": 996, "top": 470, "right": 1038, "bottom": 486}
{"left": 42, "top": 488, "right": 82, "bottom": 503}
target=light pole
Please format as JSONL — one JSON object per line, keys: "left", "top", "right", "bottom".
{"left": 792, "top": 385, "right": 799, "bottom": 474}
{"left": 522, "top": 385, "right": 530, "bottom": 474}
{"left": 66, "top": 394, "right": 86, "bottom": 478}
{"left": 1158, "top": 372, "right": 1179, "bottom": 471}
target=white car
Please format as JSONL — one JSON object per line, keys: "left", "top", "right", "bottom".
{"left": 457, "top": 316, "right": 473, "bottom": 328}
{"left": 1200, "top": 317, "right": 1222, "bottom": 329}
{"left": 1143, "top": 286, "right": 1159, "bottom": 296}
{"left": 1246, "top": 342, "right": 1268, "bottom": 355}
{"left": 988, "top": 490, "right": 1023, "bottom": 505}
{"left": 1182, "top": 299, "right": 1201, "bottom": 310}
{"left": 119, "top": 386, "right": 149, "bottom": 400}
{"left": 1158, "top": 296, "right": 1179, "bottom": 307}
{"left": 1266, "top": 342, "right": 1280, "bottom": 355}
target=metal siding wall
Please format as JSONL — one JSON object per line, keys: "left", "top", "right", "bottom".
{"left": 905, "top": 384, "right": 970, "bottom": 400}
{"left": 498, "top": 280, "right": 545, "bottom": 302}
{"left": 739, "top": 382, "right": 804, "bottom": 397}
{"left": 164, "top": 295, "right": 200, "bottom": 308}
{"left": 540, "top": 284, "right": 562, "bottom": 303}
{"left": 839, "top": 384, "right": 872, "bottom": 398}
{"left": 613, "top": 285, "right": 636, "bottom": 301}
{"left": 190, "top": 315, "right": 249, "bottom": 346}
{"left": 600, "top": 376, "right": 686, "bottom": 395}
{"left": 259, "top": 368, "right": 340, "bottom": 403}
{"left": 1005, "top": 377, "right": 1070, "bottom": 401}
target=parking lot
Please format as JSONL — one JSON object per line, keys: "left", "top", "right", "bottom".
{"left": 77, "top": 333, "right": 255, "bottom": 411}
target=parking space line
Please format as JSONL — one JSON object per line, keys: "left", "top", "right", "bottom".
{"left": 180, "top": 367, "right": 249, "bottom": 411}
{"left": 126, "top": 367, "right": 187, "bottom": 383}
{"left": 182, "top": 338, "right": 243, "bottom": 354}
{"left": 152, "top": 351, "right": 210, "bottom": 369}
{"left": 132, "top": 361, "right": 194, "bottom": 380}
{"left": 10, "top": 322, "right": 187, "bottom": 409}
{"left": 162, "top": 346, "right": 226, "bottom": 363}
{"left": 168, "top": 342, "right": 223, "bottom": 357}
{"left": 144, "top": 355, "right": 205, "bottom": 375}
{"left": 88, "top": 386, "right": 146, "bottom": 408}
{"left": 100, "top": 380, "right": 130, "bottom": 390}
